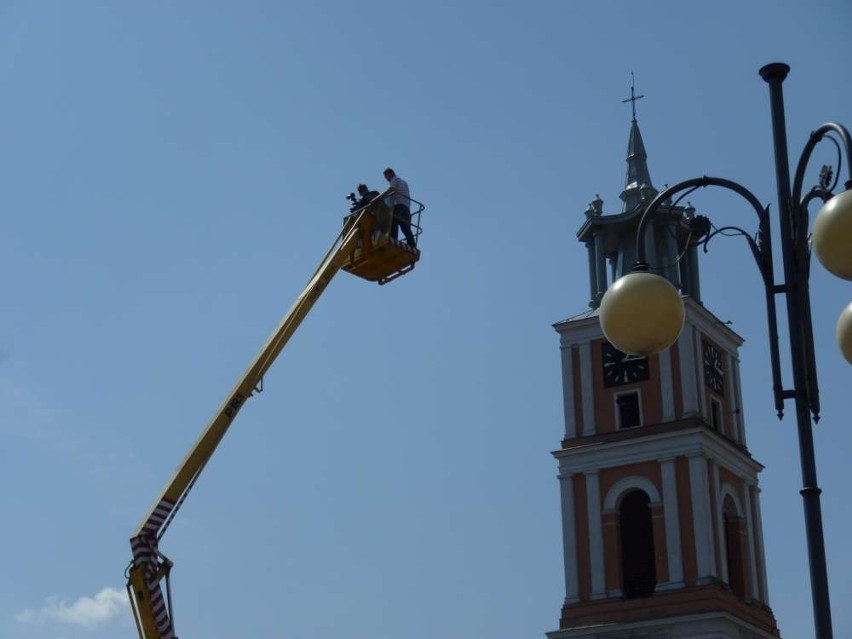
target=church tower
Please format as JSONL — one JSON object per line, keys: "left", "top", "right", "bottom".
{"left": 547, "top": 104, "right": 780, "bottom": 638}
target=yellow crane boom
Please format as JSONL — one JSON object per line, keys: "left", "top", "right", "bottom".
{"left": 126, "top": 202, "right": 423, "bottom": 639}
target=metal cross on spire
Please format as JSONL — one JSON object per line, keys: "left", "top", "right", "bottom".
{"left": 622, "top": 71, "right": 644, "bottom": 121}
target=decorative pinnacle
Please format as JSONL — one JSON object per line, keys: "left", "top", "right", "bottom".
{"left": 622, "top": 71, "right": 644, "bottom": 121}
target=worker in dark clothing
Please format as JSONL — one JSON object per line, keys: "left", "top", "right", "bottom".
{"left": 352, "top": 183, "right": 379, "bottom": 211}
{"left": 344, "top": 183, "right": 390, "bottom": 249}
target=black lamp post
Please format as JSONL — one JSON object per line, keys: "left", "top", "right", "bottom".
{"left": 599, "top": 63, "right": 852, "bottom": 639}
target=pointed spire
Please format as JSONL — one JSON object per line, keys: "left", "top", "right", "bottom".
{"left": 624, "top": 119, "right": 654, "bottom": 189}
{"left": 575, "top": 74, "right": 703, "bottom": 309}
{"left": 619, "top": 74, "right": 656, "bottom": 211}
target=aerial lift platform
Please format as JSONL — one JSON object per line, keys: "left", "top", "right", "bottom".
{"left": 341, "top": 197, "right": 424, "bottom": 283}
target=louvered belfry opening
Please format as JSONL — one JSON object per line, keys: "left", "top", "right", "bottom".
{"left": 619, "top": 490, "right": 657, "bottom": 598}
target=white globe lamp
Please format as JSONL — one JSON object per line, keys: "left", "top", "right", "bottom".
{"left": 837, "top": 302, "right": 852, "bottom": 365}
{"left": 599, "top": 271, "right": 685, "bottom": 356}
{"left": 812, "top": 189, "right": 852, "bottom": 281}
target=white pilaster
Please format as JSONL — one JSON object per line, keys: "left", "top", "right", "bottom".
{"left": 688, "top": 454, "right": 716, "bottom": 580}
{"left": 579, "top": 342, "right": 595, "bottom": 436}
{"left": 560, "top": 344, "right": 577, "bottom": 439}
{"left": 678, "top": 323, "right": 699, "bottom": 416}
{"left": 585, "top": 471, "right": 606, "bottom": 598}
{"left": 742, "top": 481, "right": 760, "bottom": 600}
{"left": 693, "top": 328, "right": 707, "bottom": 419}
{"left": 659, "top": 349, "right": 675, "bottom": 421}
{"left": 644, "top": 226, "right": 657, "bottom": 270}
{"left": 751, "top": 484, "right": 770, "bottom": 603}
{"left": 725, "top": 351, "right": 739, "bottom": 441}
{"left": 712, "top": 462, "right": 727, "bottom": 582}
{"left": 665, "top": 227, "right": 681, "bottom": 289}
{"left": 660, "top": 458, "right": 684, "bottom": 584}
{"left": 559, "top": 472, "right": 580, "bottom": 603}
{"left": 733, "top": 356, "right": 747, "bottom": 447}
{"left": 594, "top": 234, "right": 607, "bottom": 300}
{"left": 586, "top": 241, "right": 597, "bottom": 306}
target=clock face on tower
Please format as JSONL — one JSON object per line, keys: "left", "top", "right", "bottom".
{"left": 601, "top": 341, "right": 650, "bottom": 387}
{"left": 702, "top": 341, "right": 725, "bottom": 394}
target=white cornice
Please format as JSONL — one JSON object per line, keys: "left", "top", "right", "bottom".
{"left": 555, "top": 315, "right": 604, "bottom": 346}
{"left": 553, "top": 426, "right": 763, "bottom": 479}
{"left": 546, "top": 610, "right": 779, "bottom": 639}
{"left": 553, "top": 299, "right": 744, "bottom": 353}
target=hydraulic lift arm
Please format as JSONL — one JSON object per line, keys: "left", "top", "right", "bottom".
{"left": 126, "top": 214, "right": 366, "bottom": 639}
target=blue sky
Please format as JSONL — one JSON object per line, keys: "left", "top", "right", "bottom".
{"left": 1, "top": 2, "right": 850, "bottom": 638}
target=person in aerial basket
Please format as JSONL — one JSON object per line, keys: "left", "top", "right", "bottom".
{"left": 344, "top": 183, "right": 390, "bottom": 248}
{"left": 381, "top": 167, "right": 416, "bottom": 247}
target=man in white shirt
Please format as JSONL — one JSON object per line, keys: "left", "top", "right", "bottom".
{"left": 382, "top": 167, "right": 416, "bottom": 247}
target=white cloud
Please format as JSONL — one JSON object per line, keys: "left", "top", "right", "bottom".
{"left": 16, "top": 586, "right": 128, "bottom": 626}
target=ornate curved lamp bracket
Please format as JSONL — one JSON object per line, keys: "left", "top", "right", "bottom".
{"left": 635, "top": 176, "right": 775, "bottom": 285}
{"left": 793, "top": 123, "right": 852, "bottom": 200}
{"left": 698, "top": 223, "right": 770, "bottom": 281}
{"left": 632, "top": 176, "right": 786, "bottom": 418}
{"left": 792, "top": 122, "right": 852, "bottom": 263}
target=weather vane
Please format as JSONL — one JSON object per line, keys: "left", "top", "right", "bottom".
{"left": 622, "top": 71, "right": 644, "bottom": 121}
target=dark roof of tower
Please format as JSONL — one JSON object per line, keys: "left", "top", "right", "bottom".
{"left": 620, "top": 117, "right": 656, "bottom": 211}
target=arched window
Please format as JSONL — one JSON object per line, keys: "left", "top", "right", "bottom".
{"left": 619, "top": 490, "right": 657, "bottom": 598}
{"left": 723, "top": 494, "right": 747, "bottom": 596}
